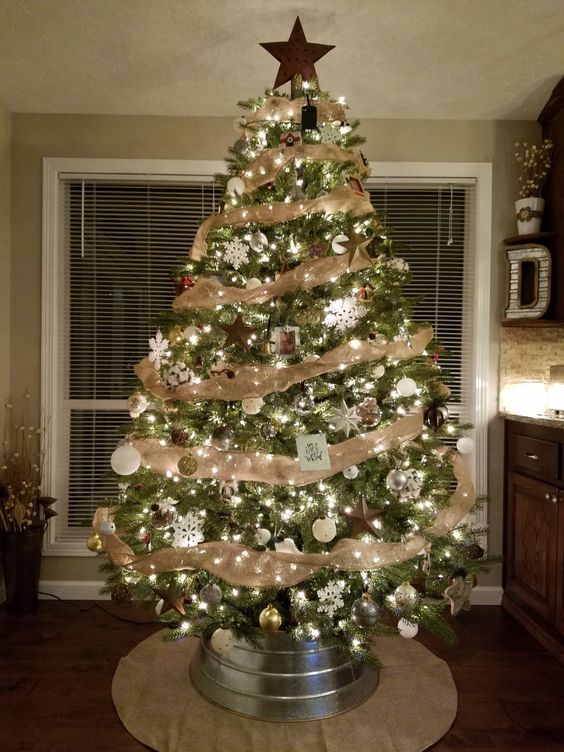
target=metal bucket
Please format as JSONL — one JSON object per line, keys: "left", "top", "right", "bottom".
{"left": 190, "top": 631, "right": 379, "bottom": 721}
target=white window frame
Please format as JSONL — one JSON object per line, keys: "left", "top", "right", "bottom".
{"left": 42, "top": 157, "right": 492, "bottom": 555}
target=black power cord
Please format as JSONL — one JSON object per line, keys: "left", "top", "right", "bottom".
{"left": 38, "top": 590, "right": 160, "bottom": 625}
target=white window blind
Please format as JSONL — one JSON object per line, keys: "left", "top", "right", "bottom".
{"left": 62, "top": 179, "right": 219, "bottom": 528}
{"left": 43, "top": 160, "right": 484, "bottom": 554}
{"left": 366, "top": 180, "right": 476, "bottom": 425}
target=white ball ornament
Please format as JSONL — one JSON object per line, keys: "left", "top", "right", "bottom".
{"left": 343, "top": 465, "right": 359, "bottom": 480}
{"left": 331, "top": 234, "right": 349, "bottom": 254}
{"left": 183, "top": 325, "right": 199, "bottom": 341}
{"left": 393, "top": 582, "right": 419, "bottom": 608}
{"left": 249, "top": 231, "right": 268, "bottom": 252}
{"left": 398, "top": 618, "right": 419, "bottom": 639}
{"left": 457, "top": 437, "right": 475, "bottom": 455}
{"left": 242, "top": 397, "right": 264, "bottom": 415}
{"left": 99, "top": 520, "right": 116, "bottom": 536}
{"left": 210, "top": 627, "right": 235, "bottom": 654}
{"left": 396, "top": 377, "right": 417, "bottom": 397}
{"left": 111, "top": 444, "right": 141, "bottom": 476}
{"left": 245, "top": 277, "right": 262, "bottom": 290}
{"left": 255, "top": 528, "right": 272, "bottom": 546}
{"left": 312, "top": 517, "right": 337, "bottom": 543}
{"left": 226, "top": 177, "right": 245, "bottom": 196}
{"left": 373, "top": 364, "right": 385, "bottom": 378}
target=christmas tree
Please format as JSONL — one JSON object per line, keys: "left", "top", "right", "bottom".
{"left": 94, "top": 18, "right": 484, "bottom": 666}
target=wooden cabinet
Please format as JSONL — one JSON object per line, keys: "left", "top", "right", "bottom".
{"left": 503, "top": 419, "right": 564, "bottom": 661}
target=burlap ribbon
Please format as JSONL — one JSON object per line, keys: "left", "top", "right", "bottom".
{"left": 92, "top": 450, "right": 474, "bottom": 587}
{"left": 135, "top": 326, "right": 433, "bottom": 402}
{"left": 131, "top": 411, "right": 423, "bottom": 486}
{"left": 173, "top": 252, "right": 376, "bottom": 311}
{"left": 238, "top": 144, "right": 370, "bottom": 194}
{"left": 190, "top": 184, "right": 375, "bottom": 260}
{"left": 243, "top": 96, "right": 346, "bottom": 125}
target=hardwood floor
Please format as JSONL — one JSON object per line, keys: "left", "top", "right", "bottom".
{"left": 0, "top": 603, "right": 562, "bottom": 751}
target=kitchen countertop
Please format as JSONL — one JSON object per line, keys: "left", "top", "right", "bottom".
{"left": 500, "top": 412, "right": 564, "bottom": 430}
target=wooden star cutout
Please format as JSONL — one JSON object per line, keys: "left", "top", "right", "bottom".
{"left": 154, "top": 587, "right": 186, "bottom": 616}
{"left": 343, "top": 232, "right": 373, "bottom": 269}
{"left": 220, "top": 314, "right": 257, "bottom": 350}
{"left": 344, "top": 499, "right": 383, "bottom": 538}
{"left": 260, "top": 17, "right": 335, "bottom": 89}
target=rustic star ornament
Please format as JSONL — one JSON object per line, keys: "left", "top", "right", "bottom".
{"left": 154, "top": 587, "right": 186, "bottom": 616}
{"left": 220, "top": 314, "right": 257, "bottom": 350}
{"left": 260, "top": 17, "right": 335, "bottom": 89}
{"left": 344, "top": 498, "right": 383, "bottom": 538}
{"left": 343, "top": 232, "right": 373, "bottom": 269}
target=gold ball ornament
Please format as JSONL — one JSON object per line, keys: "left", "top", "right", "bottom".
{"left": 259, "top": 604, "right": 282, "bottom": 632}
{"left": 177, "top": 453, "right": 198, "bottom": 476}
{"left": 86, "top": 533, "right": 103, "bottom": 553}
{"left": 295, "top": 308, "right": 321, "bottom": 325}
{"left": 167, "top": 325, "right": 184, "bottom": 343}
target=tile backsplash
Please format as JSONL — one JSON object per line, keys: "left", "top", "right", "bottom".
{"left": 500, "top": 326, "right": 564, "bottom": 413}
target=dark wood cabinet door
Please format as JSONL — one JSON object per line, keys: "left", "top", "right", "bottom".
{"left": 506, "top": 472, "right": 559, "bottom": 622}
{"left": 555, "top": 491, "right": 564, "bottom": 638}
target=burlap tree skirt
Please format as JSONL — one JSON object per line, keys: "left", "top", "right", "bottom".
{"left": 112, "top": 630, "right": 457, "bottom": 752}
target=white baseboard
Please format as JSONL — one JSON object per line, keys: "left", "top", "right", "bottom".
{"left": 471, "top": 585, "right": 503, "bottom": 605}
{"left": 39, "top": 580, "right": 110, "bottom": 600}
{"left": 38, "top": 580, "right": 503, "bottom": 606}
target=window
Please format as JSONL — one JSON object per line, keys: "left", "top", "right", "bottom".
{"left": 42, "top": 159, "right": 491, "bottom": 554}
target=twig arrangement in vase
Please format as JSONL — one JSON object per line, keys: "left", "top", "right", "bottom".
{"left": 0, "top": 391, "right": 56, "bottom": 531}
{"left": 514, "top": 138, "right": 553, "bottom": 235}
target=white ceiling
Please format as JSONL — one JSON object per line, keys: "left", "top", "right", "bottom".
{"left": 1, "top": 0, "right": 563, "bottom": 120}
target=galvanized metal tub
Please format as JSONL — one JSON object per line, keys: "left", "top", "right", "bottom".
{"left": 190, "top": 631, "right": 379, "bottom": 721}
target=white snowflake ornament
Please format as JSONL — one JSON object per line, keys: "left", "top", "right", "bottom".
{"left": 171, "top": 511, "right": 205, "bottom": 548}
{"left": 324, "top": 296, "right": 366, "bottom": 334}
{"left": 161, "top": 361, "right": 194, "bottom": 388}
{"left": 317, "top": 579, "right": 346, "bottom": 619}
{"left": 327, "top": 400, "right": 361, "bottom": 437}
{"left": 318, "top": 121, "right": 341, "bottom": 144}
{"left": 148, "top": 330, "right": 169, "bottom": 370}
{"left": 223, "top": 239, "right": 250, "bottom": 270}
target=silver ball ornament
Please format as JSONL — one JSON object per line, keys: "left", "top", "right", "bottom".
{"left": 386, "top": 469, "right": 408, "bottom": 492}
{"left": 292, "top": 391, "right": 314, "bottom": 415}
{"left": 200, "top": 583, "right": 222, "bottom": 607}
{"left": 343, "top": 465, "right": 359, "bottom": 480}
{"left": 351, "top": 594, "right": 380, "bottom": 628}
{"left": 249, "top": 231, "right": 268, "bottom": 252}
{"left": 210, "top": 426, "right": 234, "bottom": 450}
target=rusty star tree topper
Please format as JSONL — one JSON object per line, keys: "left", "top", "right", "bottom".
{"left": 260, "top": 17, "right": 334, "bottom": 89}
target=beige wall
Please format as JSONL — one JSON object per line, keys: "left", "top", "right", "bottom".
{"left": 0, "top": 100, "right": 11, "bottom": 439}
{"left": 10, "top": 113, "right": 539, "bottom": 585}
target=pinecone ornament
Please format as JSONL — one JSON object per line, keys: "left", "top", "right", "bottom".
{"left": 111, "top": 583, "right": 132, "bottom": 604}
